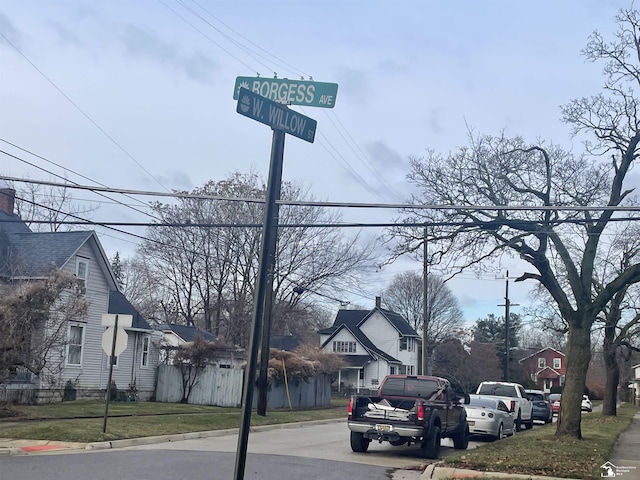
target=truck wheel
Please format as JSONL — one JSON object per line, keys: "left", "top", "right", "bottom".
{"left": 452, "top": 422, "right": 469, "bottom": 450}
{"left": 515, "top": 411, "right": 522, "bottom": 432}
{"left": 350, "top": 431, "right": 370, "bottom": 453}
{"left": 421, "top": 425, "right": 441, "bottom": 459}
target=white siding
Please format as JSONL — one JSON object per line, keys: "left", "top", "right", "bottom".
{"left": 39, "top": 240, "right": 111, "bottom": 390}
{"left": 360, "top": 312, "right": 399, "bottom": 357}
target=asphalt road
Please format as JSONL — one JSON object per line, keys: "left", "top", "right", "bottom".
{"left": 0, "top": 421, "right": 486, "bottom": 480}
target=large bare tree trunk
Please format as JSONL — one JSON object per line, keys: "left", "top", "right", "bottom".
{"left": 556, "top": 323, "right": 591, "bottom": 438}
{"left": 602, "top": 327, "right": 619, "bottom": 416}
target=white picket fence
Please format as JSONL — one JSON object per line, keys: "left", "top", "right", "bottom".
{"left": 155, "top": 364, "right": 332, "bottom": 408}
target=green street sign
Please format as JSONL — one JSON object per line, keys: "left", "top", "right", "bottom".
{"left": 236, "top": 88, "right": 317, "bottom": 143}
{"left": 233, "top": 76, "right": 338, "bottom": 108}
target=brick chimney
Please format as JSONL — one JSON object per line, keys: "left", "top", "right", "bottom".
{"left": 375, "top": 296, "right": 381, "bottom": 309}
{"left": 0, "top": 188, "right": 15, "bottom": 215}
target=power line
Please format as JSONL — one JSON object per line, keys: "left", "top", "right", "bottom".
{"left": 0, "top": 32, "right": 170, "bottom": 193}
{"left": 5, "top": 174, "right": 640, "bottom": 213}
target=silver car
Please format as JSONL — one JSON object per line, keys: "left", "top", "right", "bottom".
{"left": 465, "top": 395, "right": 515, "bottom": 440}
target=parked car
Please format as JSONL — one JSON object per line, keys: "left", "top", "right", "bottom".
{"left": 475, "top": 381, "right": 534, "bottom": 431}
{"left": 581, "top": 395, "right": 593, "bottom": 412}
{"left": 549, "top": 393, "right": 561, "bottom": 415}
{"left": 464, "top": 395, "right": 515, "bottom": 440}
{"left": 525, "top": 389, "right": 553, "bottom": 424}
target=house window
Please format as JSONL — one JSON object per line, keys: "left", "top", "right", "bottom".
{"left": 389, "top": 366, "right": 396, "bottom": 375}
{"left": 141, "top": 336, "right": 150, "bottom": 367}
{"left": 553, "top": 358, "right": 561, "bottom": 369}
{"left": 332, "top": 341, "right": 356, "bottom": 353}
{"left": 538, "top": 357, "right": 546, "bottom": 368}
{"left": 67, "top": 324, "right": 84, "bottom": 366}
{"left": 76, "top": 258, "right": 89, "bottom": 280}
{"left": 400, "top": 337, "right": 408, "bottom": 351}
{"left": 219, "top": 363, "right": 232, "bottom": 369}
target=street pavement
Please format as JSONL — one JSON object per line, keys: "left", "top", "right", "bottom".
{"left": 1, "top": 409, "right": 639, "bottom": 479}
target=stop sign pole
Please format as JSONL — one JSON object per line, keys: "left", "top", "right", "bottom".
{"left": 103, "top": 314, "right": 121, "bottom": 433}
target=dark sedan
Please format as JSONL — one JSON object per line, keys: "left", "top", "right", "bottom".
{"left": 525, "top": 389, "right": 553, "bottom": 424}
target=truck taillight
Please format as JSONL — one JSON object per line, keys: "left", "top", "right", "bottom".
{"left": 510, "top": 400, "right": 516, "bottom": 412}
{"left": 417, "top": 403, "right": 424, "bottom": 421}
{"left": 348, "top": 397, "right": 353, "bottom": 420}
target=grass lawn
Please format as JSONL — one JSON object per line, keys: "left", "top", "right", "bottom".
{"left": 443, "top": 403, "right": 638, "bottom": 480}
{"left": 0, "top": 398, "right": 349, "bottom": 443}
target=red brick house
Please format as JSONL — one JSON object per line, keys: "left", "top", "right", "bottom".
{"left": 518, "top": 347, "right": 566, "bottom": 392}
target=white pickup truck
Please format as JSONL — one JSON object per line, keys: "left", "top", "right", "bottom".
{"left": 475, "top": 381, "right": 533, "bottom": 432}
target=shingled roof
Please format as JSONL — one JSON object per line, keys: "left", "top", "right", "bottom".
{"left": 108, "top": 290, "right": 152, "bottom": 331}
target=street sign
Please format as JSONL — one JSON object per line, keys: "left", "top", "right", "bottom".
{"left": 101, "top": 313, "right": 133, "bottom": 328}
{"left": 233, "top": 76, "right": 338, "bottom": 108}
{"left": 102, "top": 326, "right": 128, "bottom": 357}
{"left": 236, "top": 88, "right": 317, "bottom": 143}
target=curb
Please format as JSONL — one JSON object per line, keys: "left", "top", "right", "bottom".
{"left": 422, "top": 464, "right": 583, "bottom": 480}
{"left": 0, "top": 418, "right": 345, "bottom": 456}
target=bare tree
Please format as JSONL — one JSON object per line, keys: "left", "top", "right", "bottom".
{"left": 133, "top": 172, "right": 376, "bottom": 347}
{"left": 0, "top": 269, "right": 88, "bottom": 385}
{"left": 382, "top": 270, "right": 463, "bottom": 374}
{"left": 11, "top": 181, "right": 96, "bottom": 232}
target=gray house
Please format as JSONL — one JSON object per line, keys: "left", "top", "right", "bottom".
{"left": 0, "top": 188, "right": 158, "bottom": 402}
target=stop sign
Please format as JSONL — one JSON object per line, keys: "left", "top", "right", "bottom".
{"left": 102, "top": 326, "right": 128, "bottom": 357}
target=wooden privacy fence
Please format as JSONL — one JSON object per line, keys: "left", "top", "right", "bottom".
{"left": 155, "top": 364, "right": 332, "bottom": 409}
{"left": 155, "top": 364, "right": 243, "bottom": 407}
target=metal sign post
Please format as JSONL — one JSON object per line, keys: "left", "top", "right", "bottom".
{"left": 102, "top": 314, "right": 119, "bottom": 433}
{"left": 234, "top": 128, "right": 285, "bottom": 480}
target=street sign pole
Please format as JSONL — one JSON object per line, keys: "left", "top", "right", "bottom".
{"left": 257, "top": 128, "right": 285, "bottom": 417}
{"left": 102, "top": 314, "right": 119, "bottom": 433}
{"left": 234, "top": 128, "right": 285, "bottom": 480}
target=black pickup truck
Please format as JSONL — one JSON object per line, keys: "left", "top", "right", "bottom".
{"left": 347, "top": 374, "right": 470, "bottom": 459}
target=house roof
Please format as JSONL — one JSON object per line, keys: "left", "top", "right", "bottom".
{"left": 518, "top": 347, "right": 565, "bottom": 364}
{"left": 536, "top": 366, "right": 563, "bottom": 378}
{"left": 318, "top": 307, "right": 419, "bottom": 338}
{"left": 108, "top": 290, "right": 151, "bottom": 331}
{"left": 0, "top": 227, "right": 94, "bottom": 278}
{"left": 342, "top": 355, "right": 373, "bottom": 368}
{"left": 270, "top": 335, "right": 302, "bottom": 352}
{"left": 160, "top": 323, "right": 216, "bottom": 343}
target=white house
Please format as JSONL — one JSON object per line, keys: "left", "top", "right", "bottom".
{"left": 319, "top": 297, "right": 421, "bottom": 393}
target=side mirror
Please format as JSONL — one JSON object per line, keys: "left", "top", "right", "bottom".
{"left": 456, "top": 394, "right": 470, "bottom": 404}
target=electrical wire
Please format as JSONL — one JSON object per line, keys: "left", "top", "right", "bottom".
{"left": 0, "top": 31, "right": 170, "bottom": 193}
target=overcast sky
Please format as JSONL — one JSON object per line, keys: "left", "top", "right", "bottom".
{"left": 0, "top": 0, "right": 632, "bottom": 323}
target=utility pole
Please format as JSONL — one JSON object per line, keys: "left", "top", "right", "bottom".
{"left": 422, "top": 226, "right": 429, "bottom": 375}
{"left": 498, "top": 271, "right": 519, "bottom": 382}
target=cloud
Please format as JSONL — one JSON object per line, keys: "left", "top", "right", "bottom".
{"left": 0, "top": 13, "right": 22, "bottom": 48}
{"left": 334, "top": 66, "right": 372, "bottom": 104}
{"left": 119, "top": 24, "right": 217, "bottom": 82}
{"left": 47, "top": 21, "right": 80, "bottom": 47}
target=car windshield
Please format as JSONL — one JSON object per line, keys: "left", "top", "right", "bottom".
{"left": 526, "top": 392, "right": 545, "bottom": 401}
{"left": 549, "top": 394, "right": 561, "bottom": 401}
{"left": 477, "top": 384, "right": 517, "bottom": 397}
{"left": 379, "top": 378, "right": 441, "bottom": 398}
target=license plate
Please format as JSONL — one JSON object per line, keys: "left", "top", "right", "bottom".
{"left": 467, "top": 420, "right": 475, "bottom": 426}
{"left": 375, "top": 424, "right": 392, "bottom": 432}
